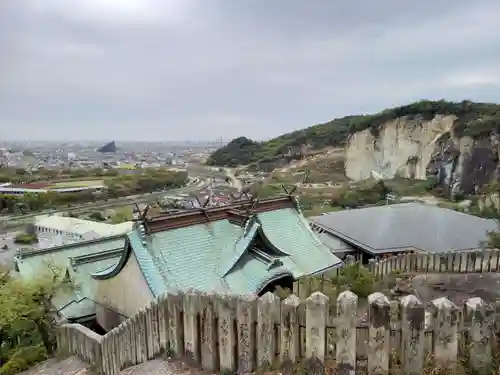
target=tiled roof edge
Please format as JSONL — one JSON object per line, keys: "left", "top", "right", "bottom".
{"left": 71, "top": 247, "right": 124, "bottom": 266}
{"left": 19, "top": 233, "right": 126, "bottom": 259}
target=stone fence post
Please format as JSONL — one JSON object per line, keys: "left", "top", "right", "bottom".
{"left": 465, "top": 297, "right": 495, "bottom": 374}
{"left": 367, "top": 292, "right": 390, "bottom": 374}
{"left": 336, "top": 290, "right": 357, "bottom": 375}
{"left": 236, "top": 294, "right": 257, "bottom": 373}
{"left": 257, "top": 292, "right": 280, "bottom": 368}
{"left": 305, "top": 292, "right": 328, "bottom": 375}
{"left": 400, "top": 295, "right": 425, "bottom": 375}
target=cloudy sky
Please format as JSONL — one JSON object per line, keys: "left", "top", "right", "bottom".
{"left": 1, "top": 0, "right": 499, "bottom": 142}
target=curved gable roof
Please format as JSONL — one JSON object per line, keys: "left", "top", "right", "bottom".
{"left": 95, "top": 204, "right": 342, "bottom": 296}
{"left": 220, "top": 215, "right": 290, "bottom": 277}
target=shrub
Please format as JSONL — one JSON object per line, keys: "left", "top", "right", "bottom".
{"left": 14, "top": 232, "right": 38, "bottom": 244}
{"left": 0, "top": 345, "right": 47, "bottom": 375}
{"left": 88, "top": 211, "right": 106, "bottom": 222}
{"left": 331, "top": 263, "right": 378, "bottom": 298}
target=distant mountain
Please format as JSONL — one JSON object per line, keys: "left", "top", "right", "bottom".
{"left": 97, "top": 141, "right": 117, "bottom": 153}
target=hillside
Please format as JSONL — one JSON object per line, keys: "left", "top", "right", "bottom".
{"left": 207, "top": 100, "right": 500, "bottom": 168}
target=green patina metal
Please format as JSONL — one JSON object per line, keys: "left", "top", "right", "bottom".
{"left": 16, "top": 203, "right": 343, "bottom": 321}
{"left": 15, "top": 235, "right": 124, "bottom": 321}
{"left": 124, "top": 207, "right": 343, "bottom": 296}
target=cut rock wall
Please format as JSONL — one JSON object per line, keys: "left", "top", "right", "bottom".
{"left": 344, "top": 114, "right": 500, "bottom": 194}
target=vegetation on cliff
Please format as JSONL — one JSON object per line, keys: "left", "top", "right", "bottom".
{"left": 207, "top": 99, "right": 500, "bottom": 167}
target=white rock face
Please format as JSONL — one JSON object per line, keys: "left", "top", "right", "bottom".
{"left": 345, "top": 115, "right": 457, "bottom": 181}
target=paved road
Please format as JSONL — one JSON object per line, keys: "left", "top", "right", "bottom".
{"left": 224, "top": 168, "right": 243, "bottom": 192}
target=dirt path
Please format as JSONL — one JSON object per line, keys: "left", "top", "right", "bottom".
{"left": 19, "top": 356, "right": 91, "bottom": 375}
{"left": 224, "top": 168, "right": 243, "bottom": 192}
{"left": 411, "top": 273, "right": 500, "bottom": 305}
{"left": 20, "top": 356, "right": 214, "bottom": 375}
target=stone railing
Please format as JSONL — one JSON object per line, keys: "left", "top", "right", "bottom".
{"left": 367, "top": 249, "right": 499, "bottom": 278}
{"left": 57, "top": 290, "right": 498, "bottom": 375}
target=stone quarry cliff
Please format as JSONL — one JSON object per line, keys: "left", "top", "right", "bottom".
{"left": 208, "top": 100, "right": 500, "bottom": 194}
{"left": 345, "top": 114, "right": 500, "bottom": 195}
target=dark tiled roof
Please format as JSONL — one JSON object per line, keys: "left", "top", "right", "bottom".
{"left": 311, "top": 203, "right": 499, "bottom": 254}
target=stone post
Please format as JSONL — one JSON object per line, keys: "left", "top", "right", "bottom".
{"left": 236, "top": 294, "right": 257, "bottom": 373}
{"left": 305, "top": 292, "right": 328, "bottom": 375}
{"left": 280, "top": 294, "right": 300, "bottom": 365}
{"left": 400, "top": 295, "right": 425, "bottom": 375}
{"left": 395, "top": 254, "right": 403, "bottom": 272}
{"left": 183, "top": 291, "right": 201, "bottom": 363}
{"left": 257, "top": 292, "right": 281, "bottom": 368}
{"left": 345, "top": 254, "right": 356, "bottom": 266}
{"left": 200, "top": 293, "right": 218, "bottom": 371}
{"left": 158, "top": 293, "right": 170, "bottom": 354}
{"left": 430, "top": 297, "right": 459, "bottom": 365}
{"left": 144, "top": 302, "right": 155, "bottom": 359}
{"left": 490, "top": 249, "right": 500, "bottom": 271}
{"left": 367, "top": 292, "right": 390, "bottom": 374}
{"left": 136, "top": 309, "right": 148, "bottom": 364}
{"left": 335, "top": 290, "right": 357, "bottom": 375}
{"left": 368, "top": 258, "right": 376, "bottom": 274}
{"left": 152, "top": 299, "right": 162, "bottom": 356}
{"left": 422, "top": 253, "right": 430, "bottom": 272}
{"left": 467, "top": 252, "right": 476, "bottom": 272}
{"left": 217, "top": 295, "right": 237, "bottom": 373}
{"left": 127, "top": 314, "right": 137, "bottom": 366}
{"left": 116, "top": 325, "right": 124, "bottom": 370}
{"left": 482, "top": 249, "right": 492, "bottom": 272}
{"left": 167, "top": 292, "right": 184, "bottom": 357}
{"left": 432, "top": 253, "right": 441, "bottom": 272}
{"left": 465, "top": 297, "right": 495, "bottom": 373}
{"left": 101, "top": 333, "right": 112, "bottom": 375}
{"left": 106, "top": 329, "right": 120, "bottom": 375}
{"left": 123, "top": 320, "right": 133, "bottom": 368}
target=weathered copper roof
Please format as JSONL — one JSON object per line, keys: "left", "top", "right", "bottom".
{"left": 145, "top": 195, "right": 297, "bottom": 233}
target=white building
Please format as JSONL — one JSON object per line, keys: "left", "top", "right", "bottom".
{"left": 34, "top": 215, "right": 133, "bottom": 244}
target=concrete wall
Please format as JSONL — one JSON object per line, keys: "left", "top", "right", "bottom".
{"left": 58, "top": 285, "right": 498, "bottom": 375}
{"left": 92, "top": 252, "right": 154, "bottom": 330}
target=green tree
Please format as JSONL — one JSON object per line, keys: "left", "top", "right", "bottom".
{"left": 0, "top": 266, "right": 72, "bottom": 373}
{"left": 14, "top": 232, "right": 38, "bottom": 245}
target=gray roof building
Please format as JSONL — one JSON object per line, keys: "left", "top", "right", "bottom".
{"left": 310, "top": 203, "right": 499, "bottom": 255}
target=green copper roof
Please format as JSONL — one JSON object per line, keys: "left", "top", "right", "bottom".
{"left": 15, "top": 235, "right": 124, "bottom": 321}
{"left": 16, "top": 235, "right": 125, "bottom": 277}
{"left": 124, "top": 207, "right": 342, "bottom": 296}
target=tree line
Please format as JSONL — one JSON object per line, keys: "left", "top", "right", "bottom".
{"left": 0, "top": 167, "right": 119, "bottom": 185}
{"left": 0, "top": 170, "right": 188, "bottom": 214}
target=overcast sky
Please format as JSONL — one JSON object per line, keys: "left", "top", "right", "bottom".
{"left": 1, "top": 1, "right": 499, "bottom": 142}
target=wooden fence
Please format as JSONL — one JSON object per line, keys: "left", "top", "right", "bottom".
{"left": 57, "top": 290, "right": 498, "bottom": 375}
{"left": 292, "top": 250, "right": 500, "bottom": 300}
{"left": 367, "top": 248, "right": 500, "bottom": 278}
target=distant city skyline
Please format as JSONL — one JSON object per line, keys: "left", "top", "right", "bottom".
{"left": 1, "top": 0, "right": 499, "bottom": 141}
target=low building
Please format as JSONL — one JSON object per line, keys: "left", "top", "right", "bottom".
{"left": 15, "top": 196, "right": 342, "bottom": 331}
{"left": 35, "top": 215, "right": 133, "bottom": 242}
{"left": 0, "top": 182, "right": 106, "bottom": 196}
{"left": 91, "top": 195, "right": 342, "bottom": 330}
{"left": 14, "top": 235, "right": 125, "bottom": 325}
{"left": 310, "top": 202, "right": 498, "bottom": 262}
